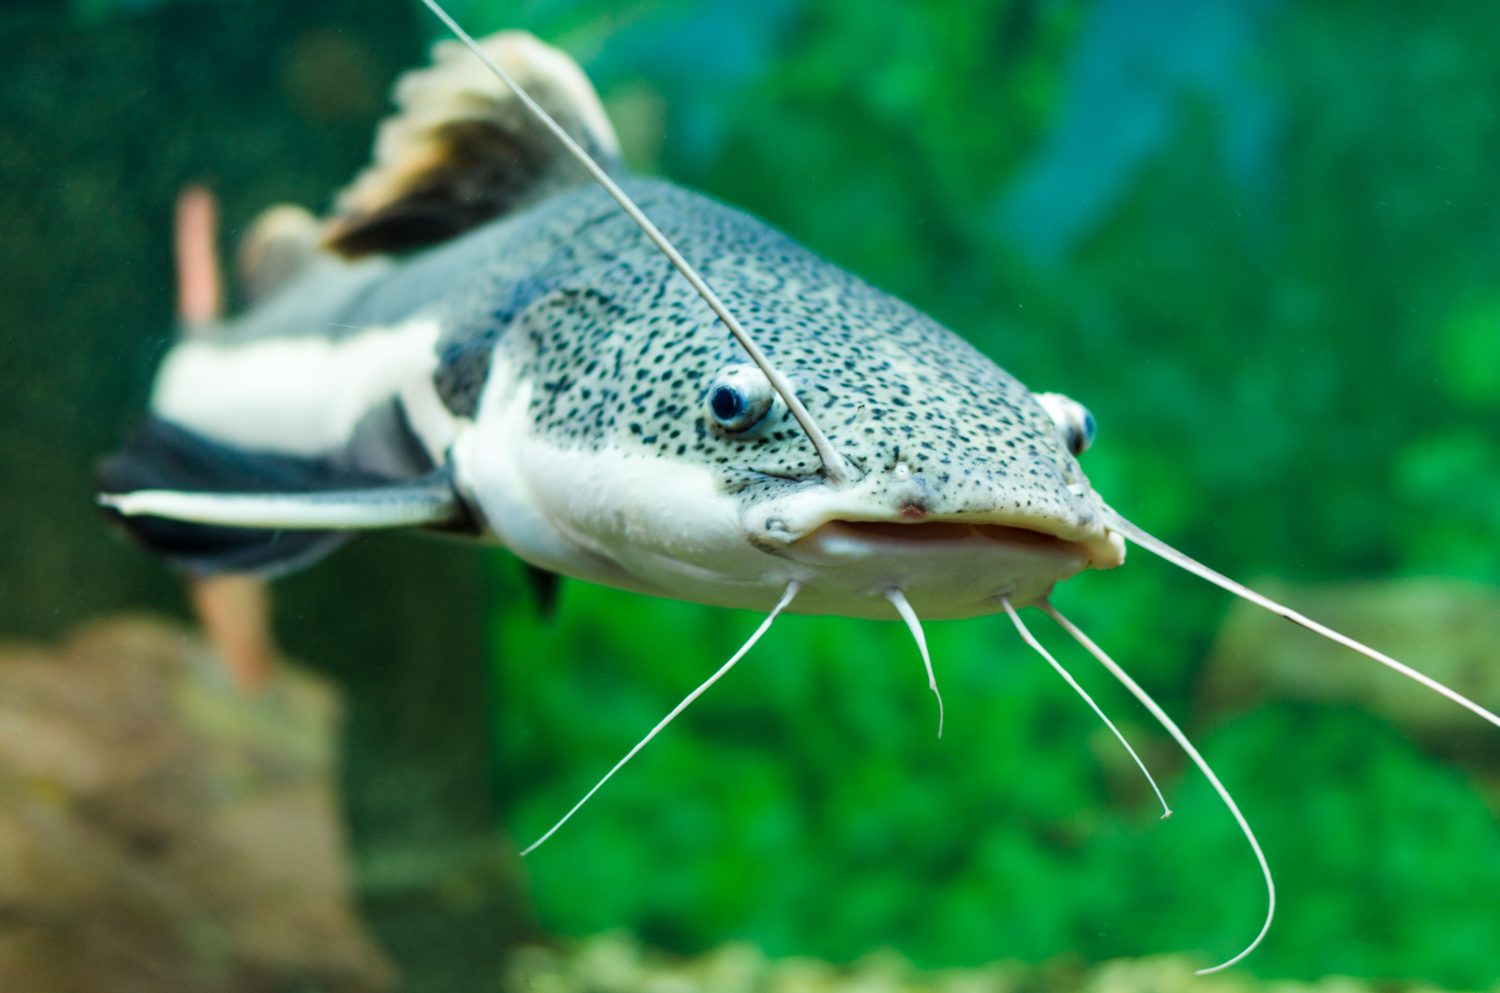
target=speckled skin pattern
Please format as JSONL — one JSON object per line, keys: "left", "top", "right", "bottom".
{"left": 351, "top": 177, "right": 1107, "bottom": 541}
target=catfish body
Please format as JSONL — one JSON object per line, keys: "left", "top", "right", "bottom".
{"left": 102, "top": 32, "right": 1120, "bottom": 621}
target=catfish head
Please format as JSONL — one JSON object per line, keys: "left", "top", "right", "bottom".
{"left": 450, "top": 179, "right": 1122, "bottom": 621}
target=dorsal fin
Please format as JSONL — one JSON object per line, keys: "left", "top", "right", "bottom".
{"left": 323, "top": 31, "right": 620, "bottom": 258}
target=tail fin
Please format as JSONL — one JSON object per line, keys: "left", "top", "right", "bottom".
{"left": 323, "top": 31, "right": 620, "bottom": 258}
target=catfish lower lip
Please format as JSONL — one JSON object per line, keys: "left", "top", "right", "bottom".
{"left": 805, "top": 519, "right": 1088, "bottom": 549}
{"left": 784, "top": 518, "right": 1125, "bottom": 575}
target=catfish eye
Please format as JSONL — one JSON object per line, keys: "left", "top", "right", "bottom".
{"left": 1035, "top": 392, "right": 1097, "bottom": 456}
{"left": 705, "top": 364, "right": 775, "bottom": 434}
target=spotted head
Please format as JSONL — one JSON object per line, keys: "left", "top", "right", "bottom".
{"left": 459, "top": 179, "right": 1122, "bottom": 620}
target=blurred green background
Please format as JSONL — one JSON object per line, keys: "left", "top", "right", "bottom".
{"left": 3, "top": 0, "right": 1498, "bottom": 989}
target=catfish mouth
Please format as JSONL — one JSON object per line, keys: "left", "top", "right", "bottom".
{"left": 770, "top": 515, "right": 1115, "bottom": 619}
{"left": 800, "top": 518, "right": 1102, "bottom": 561}
{"left": 817, "top": 519, "right": 1085, "bottom": 550}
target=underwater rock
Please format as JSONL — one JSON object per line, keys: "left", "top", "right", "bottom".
{"left": 0, "top": 616, "right": 394, "bottom": 993}
{"left": 1201, "top": 579, "right": 1500, "bottom": 740}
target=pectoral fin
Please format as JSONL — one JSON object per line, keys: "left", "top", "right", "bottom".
{"left": 97, "top": 473, "right": 471, "bottom": 578}
{"left": 99, "top": 476, "right": 463, "bottom": 531}
{"left": 98, "top": 416, "right": 474, "bottom": 577}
